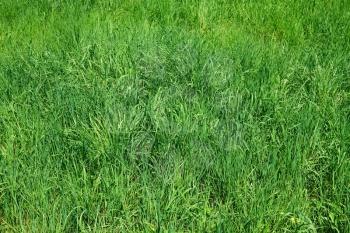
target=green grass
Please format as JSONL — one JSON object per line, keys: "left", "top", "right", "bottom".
{"left": 1, "top": 0, "right": 350, "bottom": 232}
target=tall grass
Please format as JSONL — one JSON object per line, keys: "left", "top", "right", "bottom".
{"left": 0, "top": 0, "right": 349, "bottom": 232}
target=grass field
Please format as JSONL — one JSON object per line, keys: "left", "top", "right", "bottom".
{"left": 1, "top": 0, "right": 350, "bottom": 232}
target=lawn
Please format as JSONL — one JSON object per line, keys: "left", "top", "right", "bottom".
{"left": 0, "top": 0, "right": 349, "bottom": 232}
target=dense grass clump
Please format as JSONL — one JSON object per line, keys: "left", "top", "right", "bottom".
{"left": 0, "top": 0, "right": 349, "bottom": 232}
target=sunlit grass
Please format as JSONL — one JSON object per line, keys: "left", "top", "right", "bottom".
{"left": 0, "top": 0, "right": 349, "bottom": 232}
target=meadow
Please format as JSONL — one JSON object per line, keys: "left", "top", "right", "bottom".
{"left": 0, "top": 0, "right": 350, "bottom": 232}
